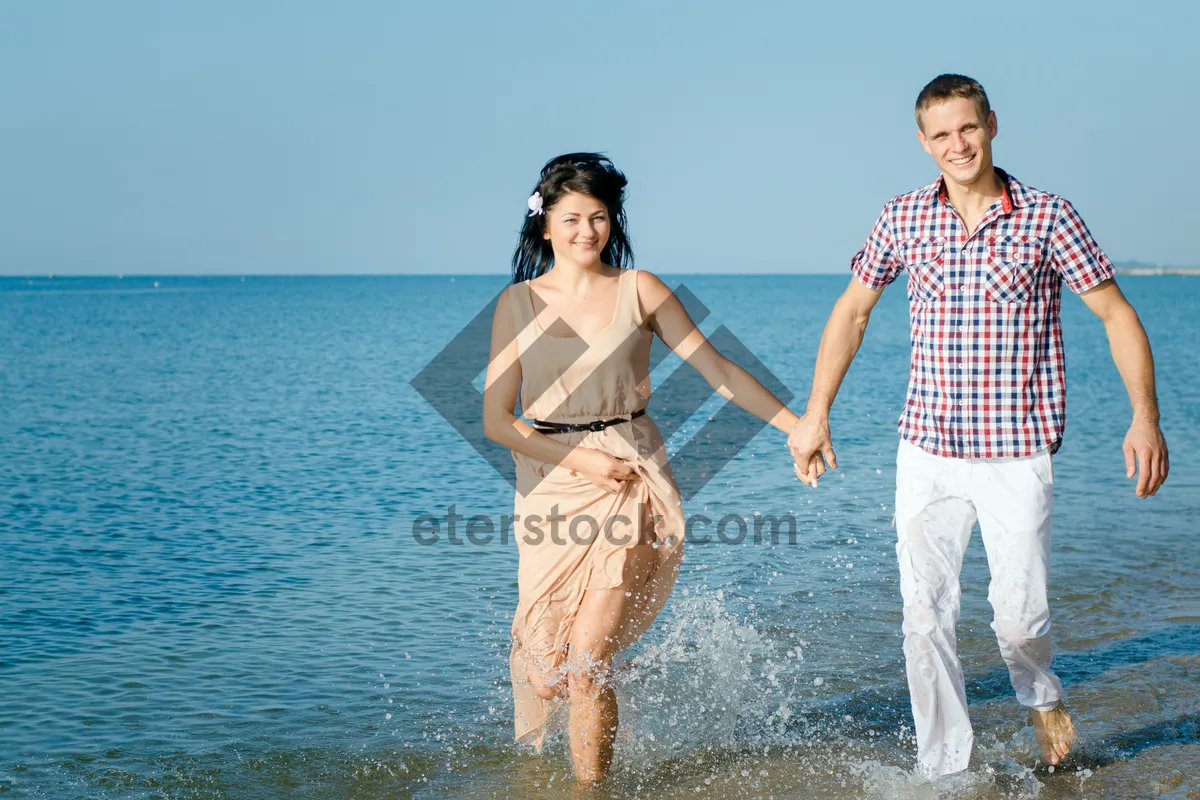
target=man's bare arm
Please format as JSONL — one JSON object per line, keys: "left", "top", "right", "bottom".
{"left": 1078, "top": 278, "right": 1169, "bottom": 497}
{"left": 787, "top": 278, "right": 885, "bottom": 486}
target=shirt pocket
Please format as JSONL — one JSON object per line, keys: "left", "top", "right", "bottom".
{"left": 898, "top": 237, "right": 946, "bottom": 303}
{"left": 984, "top": 235, "right": 1045, "bottom": 305}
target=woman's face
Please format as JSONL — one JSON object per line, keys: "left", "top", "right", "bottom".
{"left": 542, "top": 191, "right": 610, "bottom": 267}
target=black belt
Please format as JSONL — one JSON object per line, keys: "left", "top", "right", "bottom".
{"left": 529, "top": 408, "right": 645, "bottom": 434}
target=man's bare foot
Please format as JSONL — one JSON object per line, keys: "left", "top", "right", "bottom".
{"left": 1030, "top": 702, "right": 1076, "bottom": 766}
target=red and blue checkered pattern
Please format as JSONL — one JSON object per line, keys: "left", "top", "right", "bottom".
{"left": 851, "top": 168, "right": 1114, "bottom": 459}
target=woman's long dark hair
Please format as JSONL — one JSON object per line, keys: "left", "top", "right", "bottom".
{"left": 511, "top": 153, "right": 633, "bottom": 283}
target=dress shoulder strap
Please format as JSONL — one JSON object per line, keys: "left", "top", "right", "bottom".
{"left": 507, "top": 281, "right": 537, "bottom": 333}
{"left": 619, "top": 271, "right": 648, "bottom": 326}
{"left": 618, "top": 268, "right": 645, "bottom": 326}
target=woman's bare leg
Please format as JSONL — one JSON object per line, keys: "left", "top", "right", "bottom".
{"left": 565, "top": 543, "right": 657, "bottom": 784}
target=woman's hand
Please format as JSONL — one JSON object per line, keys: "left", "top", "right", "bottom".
{"left": 565, "top": 447, "right": 635, "bottom": 493}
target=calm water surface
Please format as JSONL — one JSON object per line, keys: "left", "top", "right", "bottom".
{"left": 1, "top": 275, "right": 1197, "bottom": 799}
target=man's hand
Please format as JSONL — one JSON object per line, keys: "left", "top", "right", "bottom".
{"left": 1123, "top": 418, "right": 1168, "bottom": 498}
{"left": 788, "top": 413, "right": 837, "bottom": 487}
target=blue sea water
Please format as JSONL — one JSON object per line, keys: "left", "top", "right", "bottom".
{"left": 1, "top": 274, "right": 1197, "bottom": 799}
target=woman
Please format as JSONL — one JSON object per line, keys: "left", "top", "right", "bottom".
{"left": 482, "top": 153, "right": 798, "bottom": 784}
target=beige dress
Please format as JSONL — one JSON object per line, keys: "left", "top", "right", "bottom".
{"left": 507, "top": 268, "right": 685, "bottom": 750}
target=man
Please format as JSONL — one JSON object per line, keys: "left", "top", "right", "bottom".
{"left": 787, "top": 74, "right": 1169, "bottom": 777}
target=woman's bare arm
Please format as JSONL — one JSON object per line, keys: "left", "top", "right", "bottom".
{"left": 637, "top": 271, "right": 798, "bottom": 433}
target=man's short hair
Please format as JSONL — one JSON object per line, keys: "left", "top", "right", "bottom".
{"left": 915, "top": 74, "right": 991, "bottom": 130}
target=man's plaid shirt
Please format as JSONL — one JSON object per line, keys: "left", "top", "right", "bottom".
{"left": 851, "top": 168, "right": 1114, "bottom": 459}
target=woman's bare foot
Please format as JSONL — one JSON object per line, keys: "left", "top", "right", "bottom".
{"left": 1030, "top": 702, "right": 1075, "bottom": 766}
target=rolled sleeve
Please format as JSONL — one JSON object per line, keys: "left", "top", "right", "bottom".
{"left": 1050, "top": 199, "right": 1115, "bottom": 294}
{"left": 850, "top": 206, "right": 902, "bottom": 289}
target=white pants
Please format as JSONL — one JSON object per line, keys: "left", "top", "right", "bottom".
{"left": 894, "top": 440, "right": 1064, "bottom": 777}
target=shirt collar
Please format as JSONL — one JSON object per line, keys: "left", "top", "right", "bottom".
{"left": 928, "top": 167, "right": 1023, "bottom": 215}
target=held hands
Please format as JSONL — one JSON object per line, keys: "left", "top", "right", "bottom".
{"left": 565, "top": 447, "right": 635, "bottom": 493}
{"left": 1123, "top": 417, "right": 1169, "bottom": 498}
{"left": 788, "top": 413, "right": 837, "bottom": 487}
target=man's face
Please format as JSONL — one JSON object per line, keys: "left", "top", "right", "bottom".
{"left": 917, "top": 97, "right": 997, "bottom": 186}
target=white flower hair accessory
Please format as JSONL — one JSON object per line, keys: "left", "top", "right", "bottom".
{"left": 527, "top": 191, "right": 544, "bottom": 217}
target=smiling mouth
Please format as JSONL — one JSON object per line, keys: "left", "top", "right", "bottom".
{"left": 949, "top": 154, "right": 975, "bottom": 166}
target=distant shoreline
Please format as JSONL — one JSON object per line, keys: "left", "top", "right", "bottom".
{"left": 1114, "top": 261, "right": 1200, "bottom": 276}
{"left": 1115, "top": 268, "right": 1200, "bottom": 276}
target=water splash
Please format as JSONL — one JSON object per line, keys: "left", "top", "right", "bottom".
{"left": 613, "top": 589, "right": 785, "bottom": 764}
{"left": 852, "top": 758, "right": 1043, "bottom": 800}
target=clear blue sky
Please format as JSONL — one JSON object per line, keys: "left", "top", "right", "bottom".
{"left": 2, "top": 1, "right": 1196, "bottom": 275}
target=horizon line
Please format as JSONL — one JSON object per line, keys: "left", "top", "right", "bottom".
{"left": 1, "top": 271, "right": 853, "bottom": 279}
{"left": 2, "top": 266, "right": 1195, "bottom": 279}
